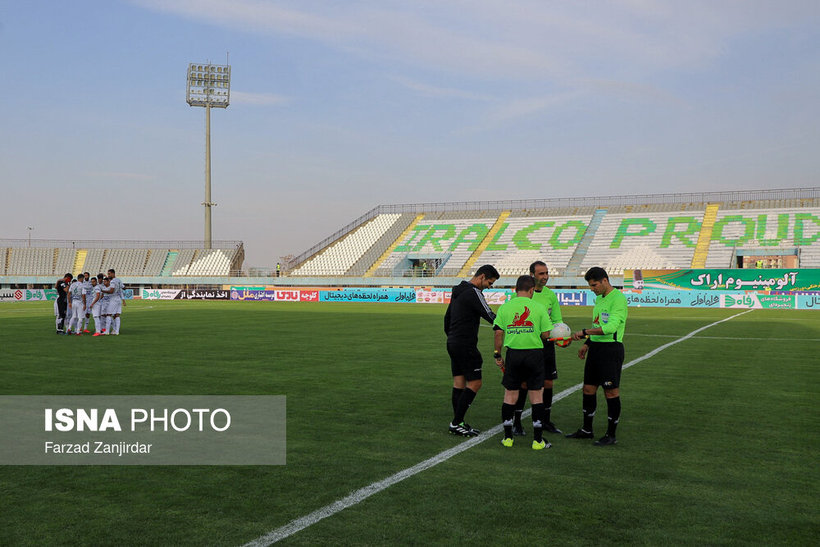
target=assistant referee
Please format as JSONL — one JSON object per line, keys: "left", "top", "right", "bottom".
{"left": 567, "top": 267, "right": 628, "bottom": 447}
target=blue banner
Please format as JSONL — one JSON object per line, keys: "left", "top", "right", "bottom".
{"left": 554, "top": 290, "right": 589, "bottom": 306}
{"left": 797, "top": 294, "right": 820, "bottom": 309}
{"left": 320, "top": 288, "right": 417, "bottom": 303}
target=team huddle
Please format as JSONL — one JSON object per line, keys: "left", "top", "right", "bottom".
{"left": 55, "top": 269, "right": 125, "bottom": 336}
{"left": 444, "top": 262, "right": 629, "bottom": 450}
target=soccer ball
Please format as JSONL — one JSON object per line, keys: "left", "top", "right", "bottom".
{"left": 551, "top": 322, "right": 571, "bottom": 342}
{"left": 551, "top": 322, "right": 571, "bottom": 339}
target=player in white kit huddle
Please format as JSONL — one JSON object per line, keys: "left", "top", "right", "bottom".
{"left": 81, "top": 271, "right": 94, "bottom": 333}
{"left": 66, "top": 275, "right": 87, "bottom": 335}
{"left": 87, "top": 276, "right": 103, "bottom": 335}
{"left": 101, "top": 268, "right": 124, "bottom": 335}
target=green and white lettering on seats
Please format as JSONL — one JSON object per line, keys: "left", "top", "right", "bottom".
{"left": 412, "top": 224, "right": 457, "bottom": 251}
{"left": 712, "top": 215, "right": 755, "bottom": 247}
{"left": 610, "top": 218, "right": 657, "bottom": 248}
{"left": 757, "top": 214, "right": 790, "bottom": 246}
{"left": 448, "top": 224, "right": 489, "bottom": 252}
{"left": 661, "top": 217, "right": 700, "bottom": 248}
{"left": 794, "top": 213, "right": 820, "bottom": 246}
{"left": 459, "top": 211, "right": 510, "bottom": 277}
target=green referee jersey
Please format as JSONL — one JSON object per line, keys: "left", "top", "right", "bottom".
{"left": 590, "top": 288, "right": 628, "bottom": 343}
{"left": 532, "top": 286, "right": 562, "bottom": 324}
{"left": 494, "top": 296, "right": 554, "bottom": 350}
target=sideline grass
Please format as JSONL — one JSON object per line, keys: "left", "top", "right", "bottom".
{"left": 0, "top": 301, "right": 818, "bottom": 545}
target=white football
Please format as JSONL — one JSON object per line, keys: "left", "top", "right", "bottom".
{"left": 551, "top": 322, "right": 571, "bottom": 339}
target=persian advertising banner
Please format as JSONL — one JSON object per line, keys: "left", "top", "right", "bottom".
{"left": 624, "top": 269, "right": 820, "bottom": 292}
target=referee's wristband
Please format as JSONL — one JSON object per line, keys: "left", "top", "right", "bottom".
{"left": 493, "top": 352, "right": 502, "bottom": 359}
{"left": 582, "top": 328, "right": 587, "bottom": 337}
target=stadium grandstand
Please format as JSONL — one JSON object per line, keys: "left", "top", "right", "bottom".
{"left": 1, "top": 187, "right": 818, "bottom": 289}
{"left": 0, "top": 241, "right": 243, "bottom": 288}
{"left": 285, "top": 186, "right": 819, "bottom": 285}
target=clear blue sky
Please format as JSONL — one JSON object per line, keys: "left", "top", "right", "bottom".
{"left": 2, "top": 1, "right": 818, "bottom": 267}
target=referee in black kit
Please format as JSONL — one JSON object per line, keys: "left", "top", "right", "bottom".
{"left": 444, "top": 264, "right": 500, "bottom": 437}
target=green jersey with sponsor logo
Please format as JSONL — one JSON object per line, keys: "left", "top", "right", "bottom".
{"left": 532, "top": 287, "right": 562, "bottom": 324}
{"left": 493, "top": 296, "right": 554, "bottom": 350}
{"left": 590, "top": 288, "right": 628, "bottom": 343}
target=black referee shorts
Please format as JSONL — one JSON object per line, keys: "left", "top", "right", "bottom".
{"left": 542, "top": 341, "right": 557, "bottom": 380}
{"left": 583, "top": 341, "right": 625, "bottom": 389}
{"left": 447, "top": 341, "right": 483, "bottom": 381}
{"left": 502, "top": 348, "right": 545, "bottom": 392}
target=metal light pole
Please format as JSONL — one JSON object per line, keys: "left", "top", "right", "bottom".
{"left": 27, "top": 226, "right": 33, "bottom": 247}
{"left": 186, "top": 62, "right": 231, "bottom": 249}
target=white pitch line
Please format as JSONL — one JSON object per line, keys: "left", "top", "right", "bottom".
{"left": 628, "top": 333, "right": 818, "bottom": 341}
{"left": 243, "top": 309, "right": 754, "bottom": 546}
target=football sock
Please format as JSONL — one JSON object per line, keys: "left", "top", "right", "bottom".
{"left": 582, "top": 393, "right": 597, "bottom": 432}
{"left": 451, "top": 388, "right": 464, "bottom": 415}
{"left": 513, "top": 388, "right": 528, "bottom": 426}
{"left": 453, "top": 388, "right": 477, "bottom": 425}
{"left": 114, "top": 317, "right": 120, "bottom": 334}
{"left": 544, "top": 387, "right": 554, "bottom": 423}
{"left": 606, "top": 396, "right": 621, "bottom": 437}
{"left": 56, "top": 317, "right": 60, "bottom": 331}
{"left": 531, "top": 403, "right": 545, "bottom": 442}
{"left": 501, "top": 403, "right": 515, "bottom": 438}
{"left": 94, "top": 318, "right": 101, "bottom": 334}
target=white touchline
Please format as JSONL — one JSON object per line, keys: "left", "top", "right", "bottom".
{"left": 243, "top": 309, "right": 755, "bottom": 546}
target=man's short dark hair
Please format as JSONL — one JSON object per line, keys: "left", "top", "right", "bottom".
{"left": 529, "top": 260, "right": 547, "bottom": 274}
{"left": 77, "top": 274, "right": 84, "bottom": 281}
{"left": 585, "top": 267, "right": 609, "bottom": 282}
{"left": 515, "top": 275, "right": 536, "bottom": 292}
{"left": 475, "top": 264, "right": 500, "bottom": 280}
{"left": 64, "top": 273, "right": 73, "bottom": 279}
{"left": 107, "top": 269, "right": 116, "bottom": 275}
{"left": 97, "top": 273, "right": 105, "bottom": 280}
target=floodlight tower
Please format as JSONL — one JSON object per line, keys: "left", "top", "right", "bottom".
{"left": 186, "top": 62, "right": 231, "bottom": 249}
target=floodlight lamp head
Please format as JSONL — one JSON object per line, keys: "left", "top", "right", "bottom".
{"left": 186, "top": 62, "right": 231, "bottom": 108}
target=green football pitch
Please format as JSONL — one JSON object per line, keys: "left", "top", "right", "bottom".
{"left": 1, "top": 301, "right": 818, "bottom": 545}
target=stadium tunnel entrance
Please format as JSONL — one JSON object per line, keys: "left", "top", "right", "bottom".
{"left": 734, "top": 248, "right": 798, "bottom": 269}
{"left": 401, "top": 253, "right": 449, "bottom": 277}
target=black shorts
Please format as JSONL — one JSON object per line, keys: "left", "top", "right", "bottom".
{"left": 583, "top": 341, "right": 625, "bottom": 389}
{"left": 542, "top": 342, "right": 557, "bottom": 380}
{"left": 447, "top": 342, "right": 482, "bottom": 381}
{"left": 502, "top": 348, "right": 545, "bottom": 392}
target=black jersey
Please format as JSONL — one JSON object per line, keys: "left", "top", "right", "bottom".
{"left": 444, "top": 281, "right": 496, "bottom": 346}
{"left": 56, "top": 279, "right": 68, "bottom": 302}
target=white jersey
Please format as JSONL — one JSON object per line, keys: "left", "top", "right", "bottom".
{"left": 109, "top": 277, "right": 124, "bottom": 300}
{"left": 69, "top": 282, "right": 86, "bottom": 303}
{"left": 91, "top": 285, "right": 103, "bottom": 309}
{"left": 82, "top": 281, "right": 93, "bottom": 302}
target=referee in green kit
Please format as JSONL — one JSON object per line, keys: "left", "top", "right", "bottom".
{"left": 493, "top": 275, "right": 554, "bottom": 450}
{"left": 567, "top": 267, "right": 628, "bottom": 447}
